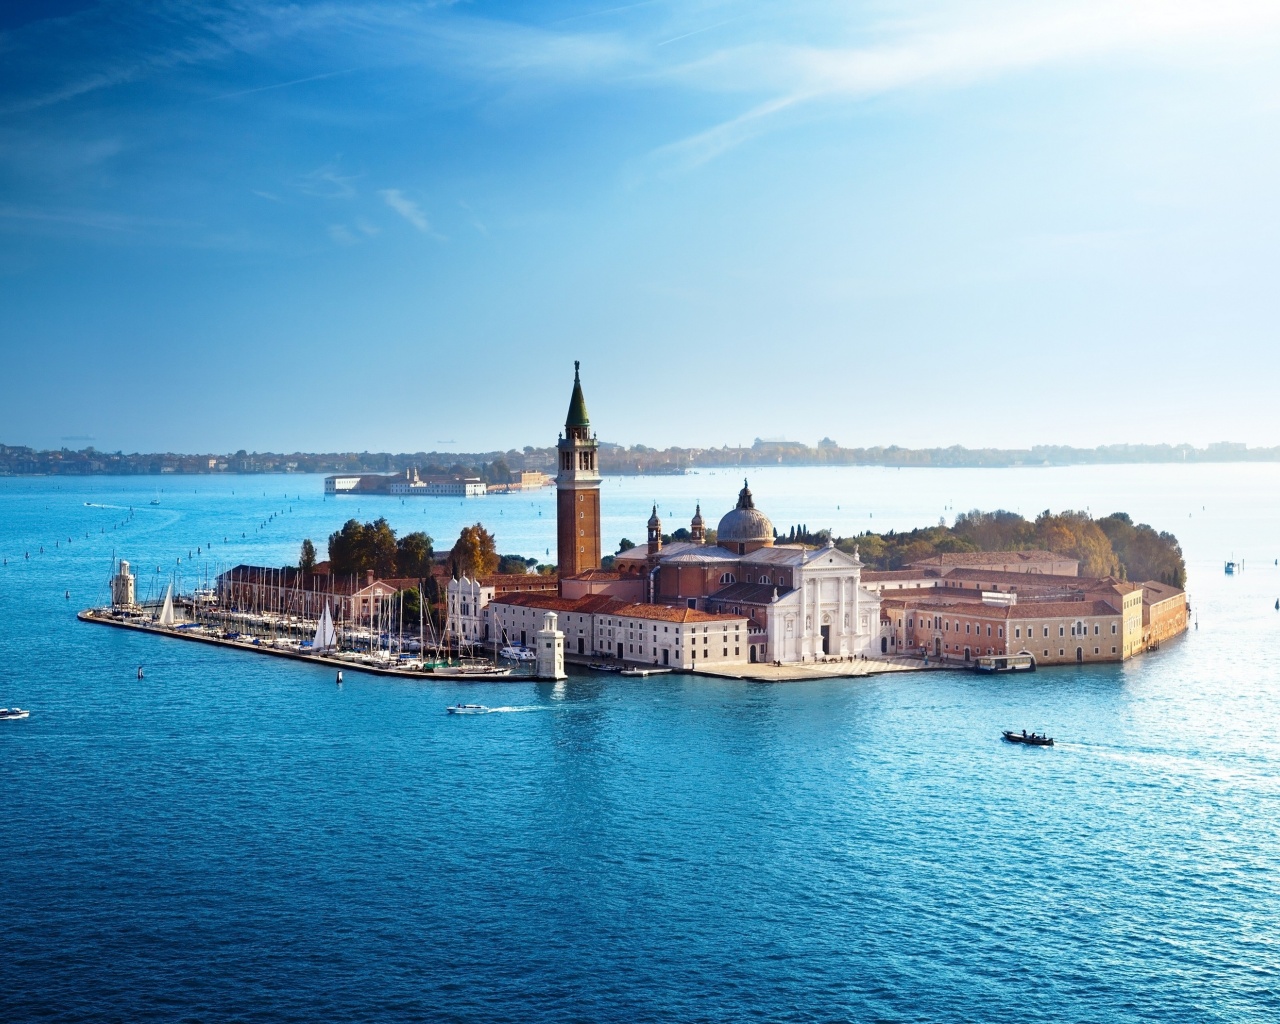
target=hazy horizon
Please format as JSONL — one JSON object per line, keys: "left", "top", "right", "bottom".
{"left": 3, "top": 1, "right": 1279, "bottom": 453}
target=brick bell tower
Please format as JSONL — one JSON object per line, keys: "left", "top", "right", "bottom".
{"left": 557, "top": 361, "right": 602, "bottom": 581}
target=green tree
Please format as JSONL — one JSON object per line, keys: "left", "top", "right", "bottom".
{"left": 328, "top": 519, "right": 368, "bottom": 574}
{"left": 396, "top": 531, "right": 434, "bottom": 577}
{"left": 299, "top": 538, "right": 317, "bottom": 573}
{"left": 497, "top": 554, "right": 534, "bottom": 575}
{"left": 617, "top": 538, "right": 636, "bottom": 553}
{"left": 366, "top": 517, "right": 399, "bottom": 577}
{"left": 449, "top": 523, "right": 499, "bottom": 579}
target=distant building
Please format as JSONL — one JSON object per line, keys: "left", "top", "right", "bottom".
{"left": 325, "top": 468, "right": 486, "bottom": 497}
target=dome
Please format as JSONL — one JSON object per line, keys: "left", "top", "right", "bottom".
{"left": 716, "top": 479, "right": 774, "bottom": 544}
{"left": 648, "top": 503, "right": 661, "bottom": 528}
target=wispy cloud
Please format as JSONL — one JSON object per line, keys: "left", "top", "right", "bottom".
{"left": 295, "top": 162, "right": 359, "bottom": 199}
{"left": 653, "top": 0, "right": 1280, "bottom": 168}
{"left": 380, "top": 188, "right": 433, "bottom": 233}
{"left": 327, "top": 223, "right": 357, "bottom": 245}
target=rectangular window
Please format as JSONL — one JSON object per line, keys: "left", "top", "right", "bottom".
{"left": 1059, "top": 626, "right": 1065, "bottom": 637}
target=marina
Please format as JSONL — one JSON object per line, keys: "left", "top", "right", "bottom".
{"left": 77, "top": 607, "right": 535, "bottom": 681}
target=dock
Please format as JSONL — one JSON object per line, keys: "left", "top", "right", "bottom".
{"left": 77, "top": 608, "right": 529, "bottom": 681}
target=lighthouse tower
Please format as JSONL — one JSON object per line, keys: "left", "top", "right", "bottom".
{"left": 556, "top": 361, "right": 602, "bottom": 580}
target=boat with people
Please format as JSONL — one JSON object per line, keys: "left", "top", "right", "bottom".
{"left": 1002, "top": 730, "right": 1053, "bottom": 746}
{"left": 499, "top": 645, "right": 537, "bottom": 662}
{"left": 0, "top": 707, "right": 30, "bottom": 720}
{"left": 446, "top": 704, "right": 491, "bottom": 715}
{"left": 587, "top": 662, "right": 622, "bottom": 673}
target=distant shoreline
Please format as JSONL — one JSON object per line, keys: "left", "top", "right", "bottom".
{"left": 3, "top": 440, "right": 1279, "bottom": 477}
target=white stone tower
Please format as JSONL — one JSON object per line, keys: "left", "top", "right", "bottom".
{"left": 111, "top": 559, "right": 136, "bottom": 608}
{"left": 535, "top": 610, "right": 566, "bottom": 680}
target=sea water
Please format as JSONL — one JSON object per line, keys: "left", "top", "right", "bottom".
{"left": 1, "top": 466, "right": 1278, "bottom": 1023}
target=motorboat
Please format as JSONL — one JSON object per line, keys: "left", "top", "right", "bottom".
{"left": 587, "top": 662, "right": 622, "bottom": 673}
{"left": 432, "top": 661, "right": 513, "bottom": 678}
{"left": 974, "top": 652, "right": 1036, "bottom": 673}
{"left": 0, "top": 708, "right": 29, "bottom": 720}
{"left": 447, "top": 704, "right": 491, "bottom": 715}
{"left": 619, "top": 667, "right": 673, "bottom": 678}
{"left": 499, "top": 645, "right": 537, "bottom": 662}
{"left": 1002, "top": 730, "right": 1053, "bottom": 746}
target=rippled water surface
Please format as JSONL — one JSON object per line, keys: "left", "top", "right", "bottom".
{"left": 2, "top": 467, "right": 1279, "bottom": 1022}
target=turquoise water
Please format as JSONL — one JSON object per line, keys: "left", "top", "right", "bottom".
{"left": 2, "top": 467, "right": 1279, "bottom": 1022}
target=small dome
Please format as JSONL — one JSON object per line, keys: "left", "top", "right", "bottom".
{"left": 691, "top": 503, "right": 704, "bottom": 527}
{"left": 648, "top": 503, "right": 661, "bottom": 528}
{"left": 717, "top": 479, "right": 774, "bottom": 544}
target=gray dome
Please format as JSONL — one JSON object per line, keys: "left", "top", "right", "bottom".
{"left": 717, "top": 480, "right": 774, "bottom": 544}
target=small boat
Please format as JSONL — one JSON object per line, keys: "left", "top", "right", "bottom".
{"left": 499, "top": 645, "right": 537, "bottom": 662}
{"left": 587, "top": 662, "right": 622, "bottom": 673}
{"left": 619, "top": 667, "right": 673, "bottom": 678}
{"left": 1225, "top": 559, "right": 1239, "bottom": 574}
{"left": 0, "top": 708, "right": 30, "bottom": 720}
{"left": 432, "top": 662, "right": 513, "bottom": 678}
{"left": 447, "top": 704, "right": 490, "bottom": 715}
{"left": 1002, "top": 730, "right": 1053, "bottom": 746}
{"left": 974, "top": 652, "right": 1036, "bottom": 673}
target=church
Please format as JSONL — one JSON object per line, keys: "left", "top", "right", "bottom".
{"left": 551, "top": 363, "right": 881, "bottom": 665}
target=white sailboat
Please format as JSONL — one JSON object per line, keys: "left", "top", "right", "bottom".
{"left": 157, "top": 583, "right": 176, "bottom": 626}
{"left": 312, "top": 603, "right": 336, "bottom": 653}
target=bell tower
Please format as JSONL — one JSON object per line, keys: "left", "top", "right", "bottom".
{"left": 556, "top": 361, "right": 602, "bottom": 580}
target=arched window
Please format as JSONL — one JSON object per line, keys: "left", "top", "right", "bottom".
{"left": 719, "top": 572, "right": 736, "bottom": 584}
{"left": 759, "top": 575, "right": 771, "bottom": 585}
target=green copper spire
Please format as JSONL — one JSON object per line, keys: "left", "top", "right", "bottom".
{"left": 565, "top": 360, "right": 589, "bottom": 428}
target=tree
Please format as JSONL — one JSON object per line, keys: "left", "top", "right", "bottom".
{"left": 328, "top": 519, "right": 368, "bottom": 574}
{"left": 497, "top": 554, "right": 535, "bottom": 575}
{"left": 299, "top": 538, "right": 316, "bottom": 573}
{"left": 396, "top": 531, "right": 434, "bottom": 577}
{"left": 366, "top": 517, "right": 399, "bottom": 577}
{"left": 617, "top": 538, "right": 636, "bottom": 553}
{"left": 449, "top": 523, "right": 499, "bottom": 579}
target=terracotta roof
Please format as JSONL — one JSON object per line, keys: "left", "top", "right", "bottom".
{"left": 491, "top": 592, "right": 628, "bottom": 615}
{"left": 479, "top": 572, "right": 558, "bottom": 586}
{"left": 907, "top": 550, "right": 1076, "bottom": 568}
{"left": 862, "top": 569, "right": 944, "bottom": 582}
{"left": 877, "top": 593, "right": 1120, "bottom": 620}
{"left": 1141, "top": 581, "right": 1185, "bottom": 603}
{"left": 708, "top": 582, "right": 791, "bottom": 604}
{"left": 613, "top": 603, "right": 745, "bottom": 624}
{"left": 566, "top": 570, "right": 626, "bottom": 581}
{"left": 940, "top": 568, "right": 1088, "bottom": 587}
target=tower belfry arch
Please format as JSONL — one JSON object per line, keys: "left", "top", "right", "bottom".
{"left": 556, "top": 361, "right": 602, "bottom": 579}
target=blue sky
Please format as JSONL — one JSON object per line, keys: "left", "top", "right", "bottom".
{"left": 2, "top": 1, "right": 1279, "bottom": 454}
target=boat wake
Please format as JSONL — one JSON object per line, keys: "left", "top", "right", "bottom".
{"left": 488, "top": 705, "right": 554, "bottom": 714}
